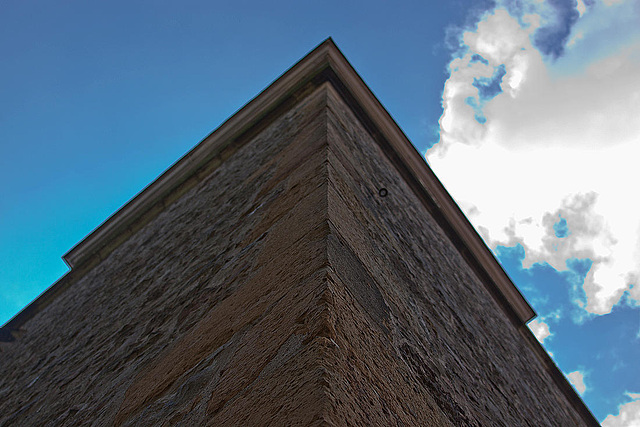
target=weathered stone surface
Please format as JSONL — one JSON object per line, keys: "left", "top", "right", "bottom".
{"left": 322, "top": 84, "right": 586, "bottom": 425}
{"left": 0, "top": 86, "right": 333, "bottom": 426}
{"left": 0, "top": 82, "right": 591, "bottom": 426}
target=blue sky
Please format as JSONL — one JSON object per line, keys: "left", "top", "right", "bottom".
{"left": 1, "top": 0, "right": 638, "bottom": 423}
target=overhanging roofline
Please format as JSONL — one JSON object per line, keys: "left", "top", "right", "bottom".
{"left": 1, "top": 37, "right": 598, "bottom": 425}
{"left": 6, "top": 37, "right": 535, "bottom": 332}
{"left": 62, "top": 39, "right": 338, "bottom": 269}
{"left": 59, "top": 38, "right": 536, "bottom": 324}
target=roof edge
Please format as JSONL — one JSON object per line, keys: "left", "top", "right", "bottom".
{"left": 6, "top": 36, "right": 533, "bottom": 332}
{"left": 322, "top": 44, "right": 536, "bottom": 323}
{"left": 1, "top": 38, "right": 337, "bottom": 335}
{"left": 1, "top": 37, "right": 598, "bottom": 425}
{"left": 63, "top": 37, "right": 338, "bottom": 269}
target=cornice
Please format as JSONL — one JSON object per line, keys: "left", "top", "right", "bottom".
{"left": 7, "top": 36, "right": 535, "bottom": 338}
{"left": 1, "top": 37, "right": 598, "bottom": 426}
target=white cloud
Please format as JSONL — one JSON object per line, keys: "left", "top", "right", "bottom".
{"left": 602, "top": 393, "right": 640, "bottom": 427}
{"left": 437, "top": 8, "right": 538, "bottom": 153}
{"left": 428, "top": 0, "right": 640, "bottom": 315}
{"left": 528, "top": 318, "right": 552, "bottom": 343}
{"left": 566, "top": 370, "right": 587, "bottom": 395}
{"left": 576, "top": 0, "right": 587, "bottom": 16}
{"left": 486, "top": 43, "right": 640, "bottom": 152}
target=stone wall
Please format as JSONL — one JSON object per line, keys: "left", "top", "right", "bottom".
{"left": 0, "top": 86, "right": 333, "bottom": 426}
{"left": 322, "top": 85, "right": 586, "bottom": 425}
{"left": 0, "top": 83, "right": 590, "bottom": 425}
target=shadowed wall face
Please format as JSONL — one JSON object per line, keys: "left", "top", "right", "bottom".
{"left": 0, "top": 83, "right": 588, "bottom": 425}
{"left": 322, "top": 85, "right": 586, "bottom": 425}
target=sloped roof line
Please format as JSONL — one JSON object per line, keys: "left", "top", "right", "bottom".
{"left": 62, "top": 38, "right": 340, "bottom": 269}
{"left": 60, "top": 37, "right": 535, "bottom": 326}
{"left": 321, "top": 40, "right": 537, "bottom": 324}
{"left": 0, "top": 38, "right": 601, "bottom": 425}
{"left": 6, "top": 38, "right": 535, "bottom": 330}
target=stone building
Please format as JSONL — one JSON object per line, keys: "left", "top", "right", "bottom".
{"left": 0, "top": 39, "right": 598, "bottom": 425}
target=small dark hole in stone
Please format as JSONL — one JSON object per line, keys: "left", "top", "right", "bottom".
{"left": 378, "top": 188, "right": 388, "bottom": 197}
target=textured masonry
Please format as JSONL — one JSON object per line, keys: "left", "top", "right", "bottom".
{"left": 0, "top": 40, "right": 597, "bottom": 426}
